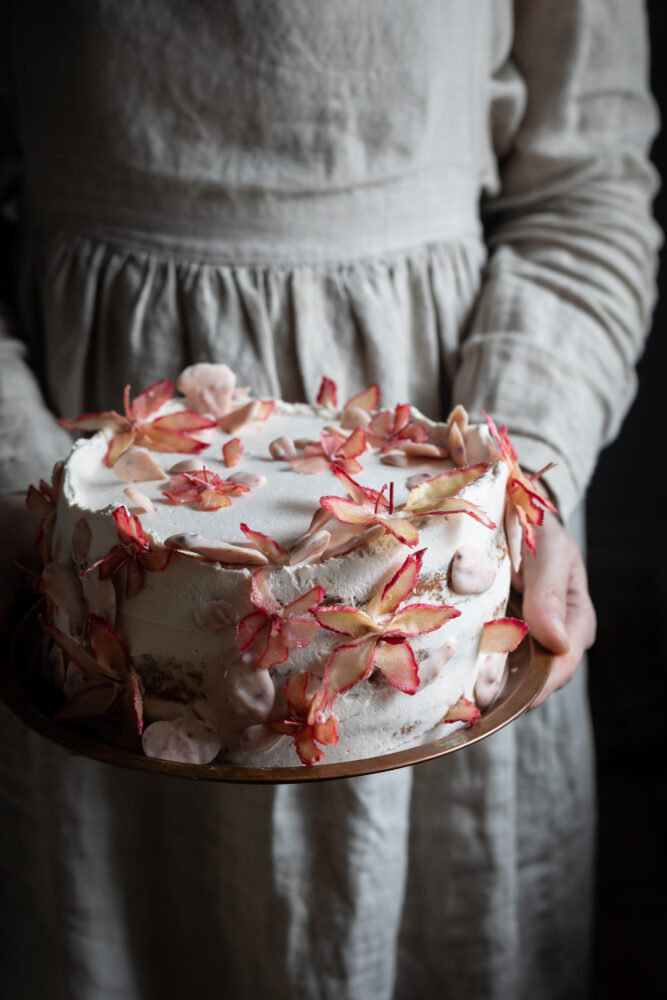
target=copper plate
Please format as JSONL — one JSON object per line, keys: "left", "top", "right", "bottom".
{"left": 2, "top": 601, "right": 552, "bottom": 784}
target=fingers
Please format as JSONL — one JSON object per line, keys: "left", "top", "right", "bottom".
{"left": 510, "top": 514, "right": 597, "bottom": 708}
{"left": 531, "top": 559, "right": 596, "bottom": 707}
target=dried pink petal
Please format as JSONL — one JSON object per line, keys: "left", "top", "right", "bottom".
{"left": 288, "top": 529, "right": 331, "bottom": 565}
{"left": 164, "top": 532, "right": 269, "bottom": 565}
{"left": 71, "top": 518, "right": 92, "bottom": 565}
{"left": 222, "top": 437, "right": 243, "bottom": 467}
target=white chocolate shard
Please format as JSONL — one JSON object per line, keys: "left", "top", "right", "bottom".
{"left": 474, "top": 652, "right": 508, "bottom": 709}
{"left": 142, "top": 718, "right": 222, "bottom": 764}
{"left": 450, "top": 545, "right": 497, "bottom": 594}
{"left": 288, "top": 529, "right": 331, "bottom": 566}
{"left": 113, "top": 447, "right": 168, "bottom": 482}
{"left": 165, "top": 533, "right": 269, "bottom": 565}
{"left": 194, "top": 599, "right": 239, "bottom": 632}
{"left": 122, "top": 487, "right": 156, "bottom": 513}
{"left": 70, "top": 517, "right": 92, "bottom": 565}
{"left": 269, "top": 436, "right": 297, "bottom": 460}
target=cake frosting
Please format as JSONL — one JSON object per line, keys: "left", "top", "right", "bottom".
{"left": 29, "top": 366, "right": 554, "bottom": 767}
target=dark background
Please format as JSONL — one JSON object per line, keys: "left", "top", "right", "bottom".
{"left": 588, "top": 2, "right": 667, "bottom": 994}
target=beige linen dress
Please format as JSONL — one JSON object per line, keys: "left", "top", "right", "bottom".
{"left": 0, "top": 2, "right": 659, "bottom": 998}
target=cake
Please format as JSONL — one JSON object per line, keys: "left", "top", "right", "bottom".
{"left": 26, "top": 364, "right": 555, "bottom": 767}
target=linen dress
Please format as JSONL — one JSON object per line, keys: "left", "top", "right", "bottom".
{"left": 0, "top": 2, "right": 659, "bottom": 998}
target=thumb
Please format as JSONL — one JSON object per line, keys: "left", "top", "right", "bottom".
{"left": 519, "top": 525, "right": 573, "bottom": 656}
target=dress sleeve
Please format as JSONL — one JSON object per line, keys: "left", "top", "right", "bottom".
{"left": 0, "top": 53, "right": 72, "bottom": 494}
{"left": 453, "top": 0, "right": 660, "bottom": 520}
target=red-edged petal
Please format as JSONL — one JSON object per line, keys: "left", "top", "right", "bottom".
{"left": 312, "top": 715, "right": 338, "bottom": 747}
{"left": 320, "top": 496, "right": 374, "bottom": 525}
{"left": 236, "top": 612, "right": 269, "bottom": 650}
{"left": 322, "top": 636, "right": 378, "bottom": 707}
{"left": 290, "top": 456, "right": 331, "bottom": 475}
{"left": 199, "top": 489, "right": 232, "bottom": 510}
{"left": 91, "top": 546, "right": 128, "bottom": 581}
{"left": 139, "top": 546, "right": 173, "bottom": 573}
{"left": 404, "top": 462, "right": 490, "bottom": 513}
{"left": 105, "top": 429, "right": 136, "bottom": 466}
{"left": 367, "top": 409, "right": 394, "bottom": 443}
{"left": 256, "top": 399, "right": 275, "bottom": 421}
{"left": 25, "top": 484, "right": 55, "bottom": 520}
{"left": 423, "top": 498, "right": 496, "bottom": 529}
{"left": 373, "top": 639, "right": 420, "bottom": 694}
{"left": 129, "top": 668, "right": 144, "bottom": 735}
{"left": 149, "top": 410, "right": 218, "bottom": 432}
{"left": 280, "top": 617, "right": 320, "bottom": 649}
{"left": 392, "top": 403, "right": 412, "bottom": 434}
{"left": 112, "top": 506, "right": 146, "bottom": 548}
{"left": 59, "top": 412, "right": 125, "bottom": 433}
{"left": 480, "top": 618, "right": 529, "bottom": 653}
{"left": 442, "top": 697, "right": 482, "bottom": 724}
{"left": 124, "top": 559, "right": 145, "bottom": 598}
{"left": 284, "top": 672, "right": 310, "bottom": 717}
{"left": 41, "top": 620, "right": 114, "bottom": 682}
{"left": 316, "top": 376, "right": 338, "bottom": 408}
{"left": 330, "top": 463, "right": 387, "bottom": 508}
{"left": 222, "top": 437, "right": 243, "bottom": 467}
{"left": 377, "top": 514, "right": 420, "bottom": 547}
{"left": 284, "top": 585, "right": 325, "bottom": 617}
{"left": 138, "top": 425, "right": 210, "bottom": 454}
{"left": 338, "top": 427, "right": 367, "bottom": 459}
{"left": 129, "top": 379, "right": 174, "bottom": 420}
{"left": 344, "top": 384, "right": 380, "bottom": 413}
{"left": 313, "top": 605, "right": 378, "bottom": 637}
{"left": 218, "top": 399, "right": 260, "bottom": 432}
{"left": 249, "top": 567, "right": 282, "bottom": 615}
{"left": 367, "top": 549, "right": 425, "bottom": 617}
{"left": 385, "top": 603, "right": 461, "bottom": 637}
{"left": 55, "top": 682, "right": 123, "bottom": 721}
{"left": 240, "top": 524, "right": 289, "bottom": 564}
{"left": 257, "top": 630, "right": 290, "bottom": 669}
{"left": 294, "top": 727, "right": 325, "bottom": 765}
{"left": 89, "top": 617, "right": 131, "bottom": 679}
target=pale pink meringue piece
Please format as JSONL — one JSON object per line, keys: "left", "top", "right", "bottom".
{"left": 340, "top": 405, "right": 372, "bottom": 430}
{"left": 450, "top": 545, "right": 497, "bottom": 594}
{"left": 142, "top": 718, "right": 222, "bottom": 764}
{"left": 70, "top": 517, "right": 92, "bottom": 565}
{"left": 227, "top": 471, "right": 267, "bottom": 488}
{"left": 168, "top": 458, "right": 207, "bottom": 474}
{"left": 113, "top": 447, "right": 168, "bottom": 482}
{"left": 194, "top": 599, "right": 239, "bottom": 631}
{"left": 304, "top": 506, "right": 333, "bottom": 536}
{"left": 176, "top": 362, "right": 237, "bottom": 418}
{"left": 288, "top": 529, "right": 331, "bottom": 566}
{"left": 218, "top": 664, "right": 275, "bottom": 723}
{"left": 405, "top": 472, "right": 431, "bottom": 491}
{"left": 474, "top": 652, "right": 508, "bottom": 709}
{"left": 165, "top": 532, "right": 269, "bottom": 565}
{"left": 380, "top": 450, "right": 408, "bottom": 467}
{"left": 294, "top": 437, "right": 315, "bottom": 450}
{"left": 418, "top": 641, "right": 457, "bottom": 688}
{"left": 400, "top": 442, "right": 447, "bottom": 458}
{"left": 269, "top": 435, "right": 296, "bottom": 460}
{"left": 122, "top": 486, "right": 156, "bottom": 513}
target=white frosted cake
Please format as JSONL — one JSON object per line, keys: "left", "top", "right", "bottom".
{"left": 28, "top": 365, "right": 554, "bottom": 767}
